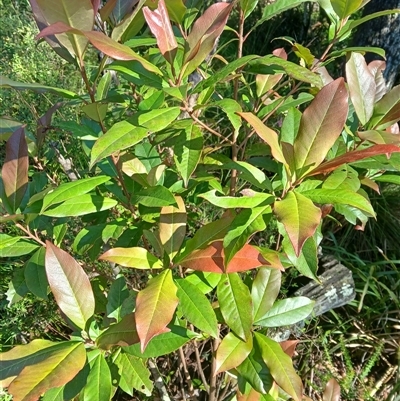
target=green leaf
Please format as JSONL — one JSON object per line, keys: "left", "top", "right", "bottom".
{"left": 358, "top": 130, "right": 400, "bottom": 145}
{"left": 96, "top": 313, "right": 139, "bottom": 350}
{"left": 223, "top": 205, "right": 272, "bottom": 267}
{"left": 255, "top": 333, "right": 302, "bottom": 401}
{"left": 135, "top": 270, "right": 179, "bottom": 351}
{"left": 115, "top": 352, "right": 153, "bottom": 396}
{"left": 24, "top": 247, "right": 48, "bottom": 300}
{"left": 81, "top": 351, "right": 112, "bottom": 401}
{"left": 369, "top": 85, "right": 400, "bottom": 129}
{"left": 90, "top": 122, "right": 149, "bottom": 167}
{"left": 174, "top": 123, "right": 203, "bottom": 187}
{"left": 237, "top": 345, "right": 273, "bottom": 394}
{"left": 6, "top": 269, "right": 29, "bottom": 306}
{"left": 159, "top": 196, "right": 187, "bottom": 260}
{"left": 184, "top": 271, "right": 222, "bottom": 294}
{"left": 8, "top": 342, "right": 86, "bottom": 401}
{"left": 199, "top": 190, "right": 274, "bottom": 209}
{"left": 105, "top": 275, "right": 130, "bottom": 322}
{"left": 2, "top": 127, "right": 28, "bottom": 212}
{"left": 252, "top": 268, "right": 282, "bottom": 323}
{"left": 374, "top": 174, "right": 400, "bottom": 185}
{"left": 293, "top": 78, "right": 348, "bottom": 177}
{"left": 128, "top": 107, "right": 181, "bottom": 132}
{"left": 301, "top": 188, "right": 375, "bottom": 216}
{"left": 346, "top": 52, "right": 375, "bottom": 125}
{"left": 322, "top": 165, "right": 360, "bottom": 192}
{"left": 217, "top": 273, "right": 252, "bottom": 341}
{"left": 0, "top": 235, "right": 39, "bottom": 257}
{"left": 0, "top": 76, "right": 78, "bottom": 99}
{"left": 132, "top": 185, "right": 177, "bottom": 207}
{"left": 100, "top": 247, "right": 163, "bottom": 269}
{"left": 215, "top": 333, "right": 253, "bottom": 375}
{"left": 42, "top": 195, "right": 117, "bottom": 217}
{"left": 124, "top": 325, "right": 196, "bottom": 358}
{"left": 274, "top": 191, "right": 321, "bottom": 257}
{"left": 192, "top": 55, "right": 258, "bottom": 94}
{"left": 255, "top": 296, "right": 314, "bottom": 327}
{"left": 223, "top": 161, "right": 271, "bottom": 190}
{"left": 240, "top": 0, "right": 259, "bottom": 19}
{"left": 330, "top": 0, "right": 363, "bottom": 19}
{"left": 41, "top": 176, "right": 110, "bottom": 212}
{"left": 45, "top": 241, "right": 95, "bottom": 329}
{"left": 36, "top": 0, "right": 94, "bottom": 59}
{"left": 247, "top": 55, "right": 323, "bottom": 88}
{"left": 212, "top": 99, "right": 243, "bottom": 132}
{"left": 175, "top": 278, "right": 218, "bottom": 338}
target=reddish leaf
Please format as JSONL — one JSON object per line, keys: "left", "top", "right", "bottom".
{"left": 346, "top": 52, "right": 376, "bottom": 125}
{"left": 45, "top": 241, "right": 95, "bottom": 329}
{"left": 1, "top": 127, "right": 28, "bottom": 212}
{"left": 322, "top": 378, "right": 341, "bottom": 401}
{"left": 358, "top": 130, "right": 400, "bottom": 145}
{"left": 237, "top": 388, "right": 262, "bottom": 401}
{"left": 274, "top": 191, "right": 321, "bottom": 257}
{"left": 307, "top": 144, "right": 400, "bottom": 176}
{"left": 280, "top": 340, "right": 299, "bottom": 358}
{"left": 368, "top": 60, "right": 387, "bottom": 102}
{"left": 293, "top": 78, "right": 348, "bottom": 177}
{"left": 179, "top": 241, "right": 283, "bottom": 273}
{"left": 91, "top": 0, "right": 101, "bottom": 12}
{"left": 143, "top": 0, "right": 178, "bottom": 65}
{"left": 37, "top": 21, "right": 160, "bottom": 73}
{"left": 135, "top": 270, "right": 178, "bottom": 352}
{"left": 183, "top": 2, "right": 233, "bottom": 77}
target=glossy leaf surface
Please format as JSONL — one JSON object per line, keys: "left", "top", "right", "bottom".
{"left": 217, "top": 273, "right": 252, "bottom": 341}
{"left": 100, "top": 247, "right": 163, "bottom": 269}
{"left": 274, "top": 191, "right": 321, "bottom": 256}
{"left": 175, "top": 278, "right": 218, "bottom": 338}
{"left": 215, "top": 333, "right": 253, "bottom": 375}
{"left": 45, "top": 241, "right": 95, "bottom": 329}
{"left": 135, "top": 269, "right": 179, "bottom": 351}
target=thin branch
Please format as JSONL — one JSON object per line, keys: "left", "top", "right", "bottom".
{"left": 15, "top": 223, "right": 46, "bottom": 247}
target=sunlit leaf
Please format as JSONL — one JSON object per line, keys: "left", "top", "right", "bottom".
{"left": 8, "top": 342, "right": 86, "bottom": 401}
{"left": 274, "top": 191, "right": 321, "bottom": 256}
{"left": 175, "top": 278, "right": 218, "bottom": 338}
{"left": 331, "top": 0, "right": 363, "bottom": 19}
{"left": 2, "top": 127, "right": 28, "bottom": 212}
{"left": 346, "top": 52, "right": 375, "bottom": 125}
{"left": 159, "top": 196, "right": 186, "bottom": 261}
{"left": 369, "top": 85, "right": 400, "bottom": 129}
{"left": 293, "top": 78, "right": 348, "bottom": 177}
{"left": 135, "top": 269, "right": 178, "bottom": 351}
{"left": 115, "top": 352, "right": 153, "bottom": 396}
{"left": 143, "top": 0, "right": 178, "bottom": 64}
{"left": 100, "top": 247, "right": 163, "bottom": 269}
{"left": 255, "top": 333, "right": 302, "bottom": 401}
{"left": 215, "top": 333, "right": 253, "bottom": 375}
{"left": 45, "top": 241, "right": 95, "bottom": 329}
{"left": 252, "top": 268, "right": 281, "bottom": 323}
{"left": 217, "top": 273, "right": 252, "bottom": 341}
{"left": 180, "top": 241, "right": 281, "bottom": 273}
{"left": 199, "top": 190, "right": 273, "bottom": 209}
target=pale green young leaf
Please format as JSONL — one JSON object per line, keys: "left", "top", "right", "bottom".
{"left": 255, "top": 296, "right": 314, "bottom": 327}
{"left": 81, "top": 351, "right": 112, "bottom": 401}
{"left": 217, "top": 273, "right": 253, "bottom": 341}
{"left": 115, "top": 353, "right": 153, "bottom": 396}
{"left": 175, "top": 278, "right": 218, "bottom": 338}
{"left": 369, "top": 85, "right": 400, "bottom": 129}
{"left": 215, "top": 333, "right": 253, "bottom": 375}
{"left": 255, "top": 333, "right": 302, "bottom": 401}
{"left": 240, "top": 0, "right": 259, "bottom": 19}
{"left": 45, "top": 241, "right": 95, "bottom": 330}
{"left": 331, "top": 0, "right": 363, "bottom": 19}
{"left": 252, "top": 268, "right": 282, "bottom": 323}
{"left": 199, "top": 190, "right": 274, "bottom": 209}
{"left": 0, "top": 235, "right": 39, "bottom": 257}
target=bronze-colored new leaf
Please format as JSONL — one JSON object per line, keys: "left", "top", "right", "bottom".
{"left": 2, "top": 127, "right": 28, "bottom": 212}
{"left": 293, "top": 78, "right": 348, "bottom": 178}
{"left": 180, "top": 241, "right": 283, "bottom": 273}
{"left": 135, "top": 270, "right": 179, "bottom": 352}
{"left": 45, "top": 241, "right": 95, "bottom": 329}
{"left": 183, "top": 2, "right": 233, "bottom": 77}
{"left": 143, "top": 0, "right": 178, "bottom": 65}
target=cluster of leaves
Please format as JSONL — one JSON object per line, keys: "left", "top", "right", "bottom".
{"left": 1, "top": 0, "right": 400, "bottom": 400}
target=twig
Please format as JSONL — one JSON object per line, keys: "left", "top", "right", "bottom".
{"left": 208, "top": 337, "right": 221, "bottom": 401}
{"left": 178, "top": 346, "right": 194, "bottom": 396}
{"left": 193, "top": 339, "right": 210, "bottom": 392}
{"left": 148, "top": 358, "right": 171, "bottom": 401}
{"left": 15, "top": 223, "right": 46, "bottom": 247}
